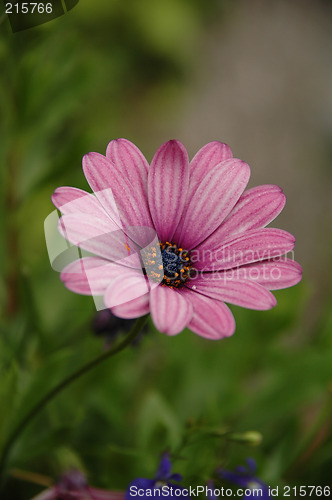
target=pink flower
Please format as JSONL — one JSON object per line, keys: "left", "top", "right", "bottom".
{"left": 31, "top": 469, "right": 125, "bottom": 500}
{"left": 52, "top": 139, "right": 302, "bottom": 340}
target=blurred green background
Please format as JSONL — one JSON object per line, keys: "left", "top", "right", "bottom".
{"left": 0, "top": 0, "right": 332, "bottom": 498}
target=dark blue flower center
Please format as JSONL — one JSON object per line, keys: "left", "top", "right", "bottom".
{"left": 161, "top": 248, "right": 185, "bottom": 278}
{"left": 142, "top": 242, "right": 192, "bottom": 288}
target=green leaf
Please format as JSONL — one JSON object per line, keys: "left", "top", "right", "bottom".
{"left": 0, "top": 363, "right": 18, "bottom": 452}
{"left": 11, "top": 349, "right": 73, "bottom": 433}
{"left": 137, "top": 391, "right": 182, "bottom": 451}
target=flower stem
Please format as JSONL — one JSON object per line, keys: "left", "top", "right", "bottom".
{"left": 0, "top": 315, "right": 148, "bottom": 485}
{"left": 9, "top": 468, "right": 53, "bottom": 487}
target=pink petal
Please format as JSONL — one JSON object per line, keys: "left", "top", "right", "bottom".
{"left": 104, "top": 273, "right": 150, "bottom": 308}
{"left": 106, "top": 138, "right": 149, "bottom": 198}
{"left": 111, "top": 293, "right": 150, "bottom": 319}
{"left": 189, "top": 141, "right": 233, "bottom": 178}
{"left": 60, "top": 257, "right": 134, "bottom": 295}
{"left": 179, "top": 289, "right": 235, "bottom": 339}
{"left": 148, "top": 140, "right": 190, "bottom": 242}
{"left": 172, "top": 141, "right": 233, "bottom": 243}
{"left": 196, "top": 184, "right": 286, "bottom": 249}
{"left": 177, "top": 159, "right": 250, "bottom": 250}
{"left": 194, "top": 228, "right": 295, "bottom": 271}
{"left": 83, "top": 152, "right": 154, "bottom": 246}
{"left": 58, "top": 213, "right": 141, "bottom": 265}
{"left": 30, "top": 487, "right": 57, "bottom": 500}
{"left": 89, "top": 489, "right": 126, "bottom": 500}
{"left": 186, "top": 276, "right": 277, "bottom": 310}
{"left": 52, "top": 186, "right": 109, "bottom": 218}
{"left": 149, "top": 285, "right": 193, "bottom": 335}
{"left": 221, "top": 258, "right": 302, "bottom": 290}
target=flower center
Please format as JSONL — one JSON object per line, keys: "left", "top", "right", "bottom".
{"left": 142, "top": 242, "right": 192, "bottom": 288}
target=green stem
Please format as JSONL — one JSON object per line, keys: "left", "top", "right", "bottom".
{"left": 284, "top": 392, "right": 332, "bottom": 478}
{"left": 0, "top": 315, "right": 148, "bottom": 485}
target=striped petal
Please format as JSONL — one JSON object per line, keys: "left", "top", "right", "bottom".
{"left": 149, "top": 285, "right": 193, "bottom": 336}
{"left": 189, "top": 141, "right": 233, "bottom": 178}
{"left": 148, "top": 140, "right": 190, "bottom": 242}
{"left": 186, "top": 276, "right": 277, "bottom": 310}
{"left": 83, "top": 152, "right": 154, "bottom": 246}
{"left": 60, "top": 257, "right": 133, "bottom": 295}
{"left": 194, "top": 228, "right": 295, "bottom": 271}
{"left": 196, "top": 184, "right": 286, "bottom": 249}
{"left": 180, "top": 289, "right": 235, "bottom": 339}
{"left": 111, "top": 293, "right": 150, "bottom": 319}
{"left": 177, "top": 159, "right": 250, "bottom": 250}
{"left": 221, "top": 258, "right": 302, "bottom": 290}
{"left": 104, "top": 272, "right": 150, "bottom": 308}
{"left": 58, "top": 213, "right": 141, "bottom": 265}
{"left": 52, "top": 186, "right": 109, "bottom": 219}
{"left": 106, "top": 138, "right": 149, "bottom": 198}
{"left": 173, "top": 141, "right": 232, "bottom": 243}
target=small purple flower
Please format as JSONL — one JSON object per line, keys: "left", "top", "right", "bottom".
{"left": 31, "top": 469, "right": 125, "bottom": 500}
{"left": 126, "top": 453, "right": 188, "bottom": 500}
{"left": 92, "top": 309, "right": 148, "bottom": 348}
{"left": 92, "top": 309, "right": 134, "bottom": 346}
{"left": 92, "top": 309, "right": 135, "bottom": 337}
{"left": 206, "top": 480, "right": 218, "bottom": 500}
{"left": 219, "top": 459, "right": 269, "bottom": 499}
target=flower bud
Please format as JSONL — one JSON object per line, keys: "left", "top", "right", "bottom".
{"left": 227, "top": 431, "right": 263, "bottom": 447}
